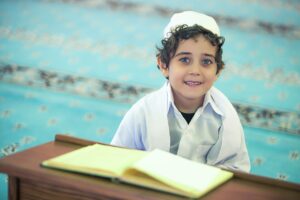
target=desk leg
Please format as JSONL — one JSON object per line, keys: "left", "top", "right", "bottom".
{"left": 8, "top": 176, "right": 19, "bottom": 200}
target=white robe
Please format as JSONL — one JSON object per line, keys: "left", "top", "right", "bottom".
{"left": 111, "top": 83, "right": 250, "bottom": 172}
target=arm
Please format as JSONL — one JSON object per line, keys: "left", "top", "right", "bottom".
{"left": 209, "top": 87, "right": 251, "bottom": 172}
{"left": 111, "top": 102, "right": 147, "bottom": 150}
{"left": 215, "top": 130, "right": 251, "bottom": 173}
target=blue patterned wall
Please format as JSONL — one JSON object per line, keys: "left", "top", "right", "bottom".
{"left": 0, "top": 0, "right": 300, "bottom": 199}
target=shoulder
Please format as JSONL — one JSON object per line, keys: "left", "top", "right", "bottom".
{"left": 210, "top": 87, "right": 231, "bottom": 104}
{"left": 132, "top": 83, "right": 168, "bottom": 110}
{"left": 210, "top": 87, "right": 239, "bottom": 119}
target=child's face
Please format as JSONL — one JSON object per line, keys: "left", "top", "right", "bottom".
{"left": 159, "top": 35, "right": 219, "bottom": 110}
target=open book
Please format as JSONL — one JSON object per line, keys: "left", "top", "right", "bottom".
{"left": 41, "top": 144, "right": 233, "bottom": 198}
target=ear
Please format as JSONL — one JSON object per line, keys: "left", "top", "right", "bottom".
{"left": 157, "top": 57, "right": 169, "bottom": 78}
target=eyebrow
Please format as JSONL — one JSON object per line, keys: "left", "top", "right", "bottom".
{"left": 174, "top": 52, "right": 216, "bottom": 59}
{"left": 174, "top": 52, "right": 191, "bottom": 57}
{"left": 203, "top": 53, "right": 216, "bottom": 59}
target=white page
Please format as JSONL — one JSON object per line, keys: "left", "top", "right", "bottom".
{"left": 132, "top": 149, "right": 221, "bottom": 192}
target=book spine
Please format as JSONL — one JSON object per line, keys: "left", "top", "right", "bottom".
{"left": 111, "top": 177, "right": 121, "bottom": 184}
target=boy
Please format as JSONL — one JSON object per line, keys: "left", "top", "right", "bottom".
{"left": 111, "top": 11, "right": 250, "bottom": 172}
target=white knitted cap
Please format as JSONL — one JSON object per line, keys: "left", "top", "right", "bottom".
{"left": 163, "top": 11, "right": 220, "bottom": 38}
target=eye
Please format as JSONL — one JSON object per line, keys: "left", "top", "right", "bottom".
{"left": 179, "top": 57, "right": 190, "bottom": 64}
{"left": 201, "top": 57, "right": 215, "bottom": 66}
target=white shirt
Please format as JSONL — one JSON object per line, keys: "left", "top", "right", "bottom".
{"left": 111, "top": 82, "right": 250, "bottom": 172}
{"left": 167, "top": 83, "right": 222, "bottom": 163}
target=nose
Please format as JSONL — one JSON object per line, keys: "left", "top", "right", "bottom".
{"left": 188, "top": 63, "right": 201, "bottom": 76}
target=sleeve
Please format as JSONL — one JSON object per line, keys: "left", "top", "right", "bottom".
{"left": 110, "top": 101, "right": 147, "bottom": 150}
{"left": 208, "top": 87, "right": 251, "bottom": 173}
{"left": 215, "top": 124, "right": 251, "bottom": 173}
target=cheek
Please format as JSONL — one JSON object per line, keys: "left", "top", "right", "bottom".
{"left": 205, "top": 71, "right": 218, "bottom": 83}
{"left": 209, "top": 75, "right": 218, "bottom": 83}
{"left": 204, "top": 69, "right": 218, "bottom": 81}
{"left": 168, "top": 68, "right": 184, "bottom": 82}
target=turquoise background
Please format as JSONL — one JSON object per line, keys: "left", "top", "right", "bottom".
{"left": 0, "top": 0, "right": 299, "bottom": 199}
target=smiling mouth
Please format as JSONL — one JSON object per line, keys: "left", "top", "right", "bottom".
{"left": 184, "top": 81, "right": 202, "bottom": 86}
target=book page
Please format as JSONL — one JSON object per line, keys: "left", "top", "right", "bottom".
{"left": 42, "top": 144, "right": 147, "bottom": 177}
{"left": 130, "top": 149, "right": 232, "bottom": 198}
{"left": 121, "top": 168, "right": 187, "bottom": 196}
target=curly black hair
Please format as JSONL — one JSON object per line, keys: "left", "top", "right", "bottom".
{"left": 156, "top": 24, "right": 225, "bottom": 74}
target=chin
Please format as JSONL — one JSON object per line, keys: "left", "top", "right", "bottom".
{"left": 183, "top": 94, "right": 204, "bottom": 101}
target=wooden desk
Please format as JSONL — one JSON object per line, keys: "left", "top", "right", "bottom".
{"left": 0, "top": 134, "right": 299, "bottom": 200}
